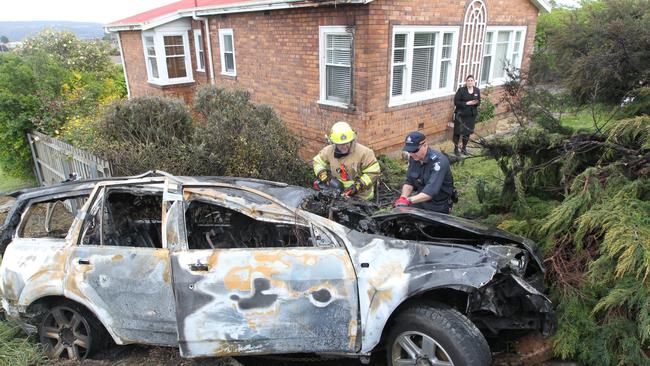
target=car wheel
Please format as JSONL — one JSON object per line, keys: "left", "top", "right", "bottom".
{"left": 387, "top": 302, "right": 491, "bottom": 366}
{"left": 38, "top": 304, "right": 102, "bottom": 360}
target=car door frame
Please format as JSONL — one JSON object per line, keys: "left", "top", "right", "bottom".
{"left": 64, "top": 178, "right": 178, "bottom": 346}
{"left": 164, "top": 182, "right": 361, "bottom": 358}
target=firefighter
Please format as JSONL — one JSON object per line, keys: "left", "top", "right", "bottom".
{"left": 313, "top": 121, "right": 381, "bottom": 200}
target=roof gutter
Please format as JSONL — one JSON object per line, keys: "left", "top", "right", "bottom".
{"left": 193, "top": 11, "right": 216, "bottom": 85}
{"left": 530, "top": 0, "right": 551, "bottom": 12}
{"left": 105, "top": 0, "right": 372, "bottom": 32}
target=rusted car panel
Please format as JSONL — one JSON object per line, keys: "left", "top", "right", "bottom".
{"left": 0, "top": 172, "right": 556, "bottom": 363}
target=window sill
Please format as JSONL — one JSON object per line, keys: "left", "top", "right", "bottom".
{"left": 317, "top": 100, "right": 356, "bottom": 113}
{"left": 388, "top": 90, "right": 455, "bottom": 108}
{"left": 221, "top": 72, "right": 237, "bottom": 78}
{"left": 196, "top": 69, "right": 206, "bottom": 73}
{"left": 147, "top": 78, "right": 195, "bottom": 87}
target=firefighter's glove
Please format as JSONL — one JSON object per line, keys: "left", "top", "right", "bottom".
{"left": 343, "top": 179, "right": 364, "bottom": 197}
{"left": 312, "top": 180, "right": 328, "bottom": 191}
{"left": 394, "top": 196, "right": 411, "bottom": 207}
{"left": 317, "top": 170, "right": 331, "bottom": 184}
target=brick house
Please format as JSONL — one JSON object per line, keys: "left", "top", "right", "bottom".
{"left": 106, "top": 0, "right": 550, "bottom": 156}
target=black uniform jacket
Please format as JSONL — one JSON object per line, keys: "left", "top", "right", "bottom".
{"left": 405, "top": 148, "right": 454, "bottom": 212}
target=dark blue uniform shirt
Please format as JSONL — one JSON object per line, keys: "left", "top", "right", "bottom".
{"left": 405, "top": 148, "right": 455, "bottom": 213}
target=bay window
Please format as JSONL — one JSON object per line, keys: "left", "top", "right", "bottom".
{"left": 389, "top": 26, "right": 459, "bottom": 107}
{"left": 142, "top": 28, "right": 194, "bottom": 85}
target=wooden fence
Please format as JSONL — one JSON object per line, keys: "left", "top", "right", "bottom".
{"left": 27, "top": 131, "right": 112, "bottom": 187}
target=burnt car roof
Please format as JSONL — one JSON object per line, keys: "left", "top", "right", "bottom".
{"left": 3, "top": 172, "right": 314, "bottom": 209}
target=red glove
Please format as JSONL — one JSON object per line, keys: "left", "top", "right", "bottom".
{"left": 312, "top": 180, "right": 322, "bottom": 191}
{"left": 394, "top": 196, "right": 411, "bottom": 207}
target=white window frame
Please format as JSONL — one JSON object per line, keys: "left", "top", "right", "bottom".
{"left": 480, "top": 26, "right": 527, "bottom": 86}
{"left": 389, "top": 26, "right": 460, "bottom": 107}
{"left": 218, "top": 29, "right": 236, "bottom": 77}
{"left": 193, "top": 29, "right": 205, "bottom": 72}
{"left": 141, "top": 29, "right": 194, "bottom": 86}
{"left": 318, "top": 26, "right": 353, "bottom": 108}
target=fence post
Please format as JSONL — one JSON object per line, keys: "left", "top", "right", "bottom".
{"left": 27, "top": 133, "right": 45, "bottom": 187}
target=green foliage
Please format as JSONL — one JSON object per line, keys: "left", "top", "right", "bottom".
{"left": 0, "top": 52, "right": 69, "bottom": 176}
{"left": 0, "top": 36, "right": 8, "bottom": 44}
{"left": 0, "top": 30, "right": 126, "bottom": 179}
{"left": 191, "top": 86, "right": 311, "bottom": 185}
{"left": 477, "top": 91, "right": 495, "bottom": 123}
{"left": 21, "top": 29, "right": 113, "bottom": 74}
{"left": 92, "top": 87, "right": 311, "bottom": 185}
{"left": 92, "top": 96, "right": 194, "bottom": 175}
{"left": 0, "top": 319, "right": 45, "bottom": 366}
{"left": 536, "top": 0, "right": 650, "bottom": 103}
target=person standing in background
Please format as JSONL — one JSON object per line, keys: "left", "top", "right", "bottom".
{"left": 453, "top": 75, "right": 481, "bottom": 156}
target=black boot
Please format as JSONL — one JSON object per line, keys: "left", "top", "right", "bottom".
{"left": 454, "top": 145, "right": 460, "bottom": 156}
{"left": 461, "top": 135, "right": 470, "bottom": 155}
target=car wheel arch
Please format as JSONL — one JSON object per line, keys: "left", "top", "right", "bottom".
{"left": 373, "top": 287, "right": 473, "bottom": 352}
{"left": 26, "top": 295, "right": 117, "bottom": 345}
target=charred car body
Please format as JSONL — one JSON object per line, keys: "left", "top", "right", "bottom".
{"left": 0, "top": 172, "right": 555, "bottom": 365}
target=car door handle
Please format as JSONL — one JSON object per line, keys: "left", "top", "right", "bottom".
{"left": 189, "top": 263, "right": 209, "bottom": 272}
{"left": 78, "top": 259, "right": 90, "bottom": 265}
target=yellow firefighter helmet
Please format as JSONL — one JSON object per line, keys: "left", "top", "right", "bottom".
{"left": 328, "top": 121, "right": 356, "bottom": 144}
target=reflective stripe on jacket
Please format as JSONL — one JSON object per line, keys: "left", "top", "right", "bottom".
{"left": 313, "top": 143, "right": 381, "bottom": 200}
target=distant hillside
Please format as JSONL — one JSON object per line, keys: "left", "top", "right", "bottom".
{"left": 0, "top": 21, "right": 104, "bottom": 42}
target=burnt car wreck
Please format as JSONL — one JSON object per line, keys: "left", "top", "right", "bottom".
{"left": 0, "top": 172, "right": 556, "bottom": 365}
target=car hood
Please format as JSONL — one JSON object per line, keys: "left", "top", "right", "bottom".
{"left": 372, "top": 207, "right": 542, "bottom": 268}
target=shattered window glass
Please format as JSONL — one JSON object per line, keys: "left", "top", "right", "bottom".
{"left": 19, "top": 196, "right": 88, "bottom": 239}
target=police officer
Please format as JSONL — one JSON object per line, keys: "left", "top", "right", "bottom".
{"left": 313, "top": 121, "right": 381, "bottom": 200}
{"left": 394, "top": 131, "right": 455, "bottom": 213}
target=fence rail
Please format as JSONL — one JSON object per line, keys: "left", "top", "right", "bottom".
{"left": 27, "top": 131, "right": 112, "bottom": 187}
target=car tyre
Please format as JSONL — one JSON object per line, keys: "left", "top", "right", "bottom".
{"left": 38, "top": 303, "right": 104, "bottom": 360}
{"left": 387, "top": 302, "right": 491, "bottom": 366}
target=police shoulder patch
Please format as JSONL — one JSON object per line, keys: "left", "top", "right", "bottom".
{"left": 434, "top": 162, "right": 441, "bottom": 171}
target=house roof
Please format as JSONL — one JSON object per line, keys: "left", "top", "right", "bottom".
{"left": 105, "top": 0, "right": 372, "bottom": 31}
{"left": 106, "top": 0, "right": 550, "bottom": 32}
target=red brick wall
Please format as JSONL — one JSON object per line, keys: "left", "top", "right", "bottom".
{"left": 119, "top": 0, "right": 540, "bottom": 156}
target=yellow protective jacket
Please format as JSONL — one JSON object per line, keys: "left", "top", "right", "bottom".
{"left": 313, "top": 142, "right": 381, "bottom": 200}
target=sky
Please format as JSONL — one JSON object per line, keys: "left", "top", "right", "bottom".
{"left": 0, "top": 0, "right": 581, "bottom": 24}
{"left": 0, "top": 0, "right": 178, "bottom": 24}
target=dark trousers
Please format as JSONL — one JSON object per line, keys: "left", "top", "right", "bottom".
{"left": 453, "top": 134, "right": 470, "bottom": 148}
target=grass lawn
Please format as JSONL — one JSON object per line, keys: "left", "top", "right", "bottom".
{"left": 0, "top": 320, "right": 44, "bottom": 366}
{"left": 0, "top": 167, "right": 35, "bottom": 194}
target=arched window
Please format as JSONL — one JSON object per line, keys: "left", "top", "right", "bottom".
{"left": 457, "top": 0, "right": 487, "bottom": 88}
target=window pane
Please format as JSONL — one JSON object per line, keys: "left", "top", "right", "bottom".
{"left": 442, "top": 33, "right": 453, "bottom": 58}
{"left": 326, "top": 65, "right": 351, "bottom": 103}
{"left": 149, "top": 57, "right": 159, "bottom": 78}
{"left": 225, "top": 53, "right": 235, "bottom": 72}
{"left": 393, "top": 49, "right": 405, "bottom": 63}
{"left": 197, "top": 34, "right": 203, "bottom": 51}
{"left": 439, "top": 60, "right": 450, "bottom": 88}
{"left": 414, "top": 32, "right": 435, "bottom": 47}
{"left": 481, "top": 56, "right": 491, "bottom": 84}
{"left": 198, "top": 51, "right": 205, "bottom": 69}
{"left": 165, "top": 45, "right": 185, "bottom": 56}
{"left": 494, "top": 31, "right": 510, "bottom": 78}
{"left": 223, "top": 34, "right": 233, "bottom": 52}
{"left": 145, "top": 36, "right": 156, "bottom": 56}
{"left": 411, "top": 45, "right": 434, "bottom": 93}
{"left": 392, "top": 65, "right": 404, "bottom": 96}
{"left": 167, "top": 56, "right": 187, "bottom": 78}
{"left": 394, "top": 33, "right": 407, "bottom": 48}
{"left": 326, "top": 34, "right": 351, "bottom": 66}
{"left": 484, "top": 32, "right": 493, "bottom": 54}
